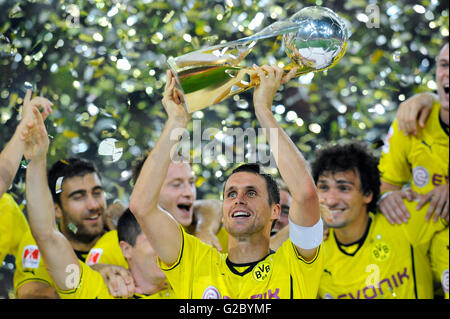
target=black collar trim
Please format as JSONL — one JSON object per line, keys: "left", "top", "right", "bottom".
{"left": 226, "top": 250, "right": 275, "bottom": 277}
{"left": 74, "top": 250, "right": 89, "bottom": 262}
{"left": 334, "top": 215, "right": 373, "bottom": 257}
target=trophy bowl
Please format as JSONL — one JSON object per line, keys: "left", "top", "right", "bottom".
{"left": 283, "top": 6, "right": 348, "bottom": 72}
{"left": 168, "top": 6, "right": 349, "bottom": 113}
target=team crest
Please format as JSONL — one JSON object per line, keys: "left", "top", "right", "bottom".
{"left": 22, "top": 245, "right": 40, "bottom": 269}
{"left": 372, "top": 241, "right": 390, "bottom": 262}
{"left": 252, "top": 261, "right": 272, "bottom": 282}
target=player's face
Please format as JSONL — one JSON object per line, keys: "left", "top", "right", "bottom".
{"left": 129, "top": 232, "right": 166, "bottom": 282}
{"left": 316, "top": 170, "right": 372, "bottom": 229}
{"left": 223, "top": 172, "right": 279, "bottom": 237}
{"left": 57, "top": 173, "right": 106, "bottom": 243}
{"left": 273, "top": 189, "right": 291, "bottom": 232}
{"left": 437, "top": 43, "right": 449, "bottom": 113}
{"left": 159, "top": 162, "right": 196, "bottom": 227}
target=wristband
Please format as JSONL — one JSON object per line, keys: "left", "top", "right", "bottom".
{"left": 376, "top": 191, "right": 393, "bottom": 207}
{"left": 289, "top": 217, "right": 323, "bottom": 249}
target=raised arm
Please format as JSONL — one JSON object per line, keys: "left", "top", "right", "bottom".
{"left": 129, "top": 70, "right": 192, "bottom": 266}
{"left": 0, "top": 90, "right": 52, "bottom": 197}
{"left": 22, "top": 107, "right": 79, "bottom": 291}
{"left": 252, "top": 65, "right": 321, "bottom": 260}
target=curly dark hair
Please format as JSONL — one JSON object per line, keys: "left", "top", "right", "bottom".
{"left": 311, "top": 141, "right": 380, "bottom": 213}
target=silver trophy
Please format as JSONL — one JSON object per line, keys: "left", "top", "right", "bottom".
{"left": 168, "top": 6, "right": 349, "bottom": 113}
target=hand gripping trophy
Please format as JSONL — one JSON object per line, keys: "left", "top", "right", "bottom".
{"left": 168, "top": 6, "right": 349, "bottom": 113}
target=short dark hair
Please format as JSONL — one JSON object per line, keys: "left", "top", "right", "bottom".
{"left": 224, "top": 163, "right": 280, "bottom": 205}
{"left": 47, "top": 157, "right": 100, "bottom": 205}
{"left": 117, "top": 208, "right": 142, "bottom": 247}
{"left": 311, "top": 141, "right": 380, "bottom": 213}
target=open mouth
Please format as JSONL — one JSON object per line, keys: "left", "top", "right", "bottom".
{"left": 232, "top": 211, "right": 251, "bottom": 218}
{"left": 177, "top": 203, "right": 192, "bottom": 213}
{"left": 444, "top": 84, "right": 449, "bottom": 94}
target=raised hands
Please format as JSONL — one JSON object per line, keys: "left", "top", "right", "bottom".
{"left": 0, "top": 90, "right": 53, "bottom": 196}
{"left": 252, "top": 64, "right": 297, "bottom": 110}
{"left": 20, "top": 106, "right": 49, "bottom": 162}
{"left": 162, "top": 70, "right": 191, "bottom": 125}
{"left": 20, "top": 89, "right": 53, "bottom": 125}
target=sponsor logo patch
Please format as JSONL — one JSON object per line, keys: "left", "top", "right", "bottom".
{"left": 86, "top": 248, "right": 103, "bottom": 266}
{"left": 202, "top": 286, "right": 221, "bottom": 299}
{"left": 442, "top": 269, "right": 449, "bottom": 294}
{"left": 22, "top": 245, "right": 40, "bottom": 269}
{"left": 413, "top": 166, "right": 429, "bottom": 188}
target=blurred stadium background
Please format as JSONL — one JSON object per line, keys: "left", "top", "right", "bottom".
{"left": 0, "top": 0, "right": 448, "bottom": 298}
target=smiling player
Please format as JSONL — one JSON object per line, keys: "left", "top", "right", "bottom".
{"left": 129, "top": 65, "right": 324, "bottom": 299}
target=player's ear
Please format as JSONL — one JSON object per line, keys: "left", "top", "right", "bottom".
{"left": 271, "top": 203, "right": 281, "bottom": 221}
{"left": 363, "top": 191, "right": 373, "bottom": 205}
{"left": 120, "top": 241, "right": 132, "bottom": 259}
{"left": 54, "top": 203, "right": 62, "bottom": 219}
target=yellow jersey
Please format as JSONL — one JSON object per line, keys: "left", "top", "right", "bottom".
{"left": 318, "top": 200, "right": 447, "bottom": 299}
{"left": 158, "top": 226, "right": 323, "bottom": 299}
{"left": 0, "top": 193, "right": 29, "bottom": 264}
{"left": 216, "top": 226, "right": 229, "bottom": 253}
{"left": 86, "top": 228, "right": 226, "bottom": 268}
{"left": 429, "top": 227, "right": 449, "bottom": 299}
{"left": 378, "top": 101, "right": 449, "bottom": 194}
{"left": 86, "top": 230, "right": 128, "bottom": 269}
{"left": 13, "top": 228, "right": 90, "bottom": 295}
{"left": 57, "top": 261, "right": 175, "bottom": 299}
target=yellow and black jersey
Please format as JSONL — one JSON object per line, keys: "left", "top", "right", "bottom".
{"left": 318, "top": 200, "right": 447, "bottom": 299}
{"left": 429, "top": 227, "right": 449, "bottom": 299}
{"left": 57, "top": 260, "right": 175, "bottom": 299}
{"left": 379, "top": 101, "right": 449, "bottom": 194}
{"left": 86, "top": 230, "right": 128, "bottom": 268}
{"left": 158, "top": 226, "right": 323, "bottom": 299}
{"left": 13, "top": 229, "right": 90, "bottom": 294}
{"left": 0, "top": 193, "right": 29, "bottom": 264}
